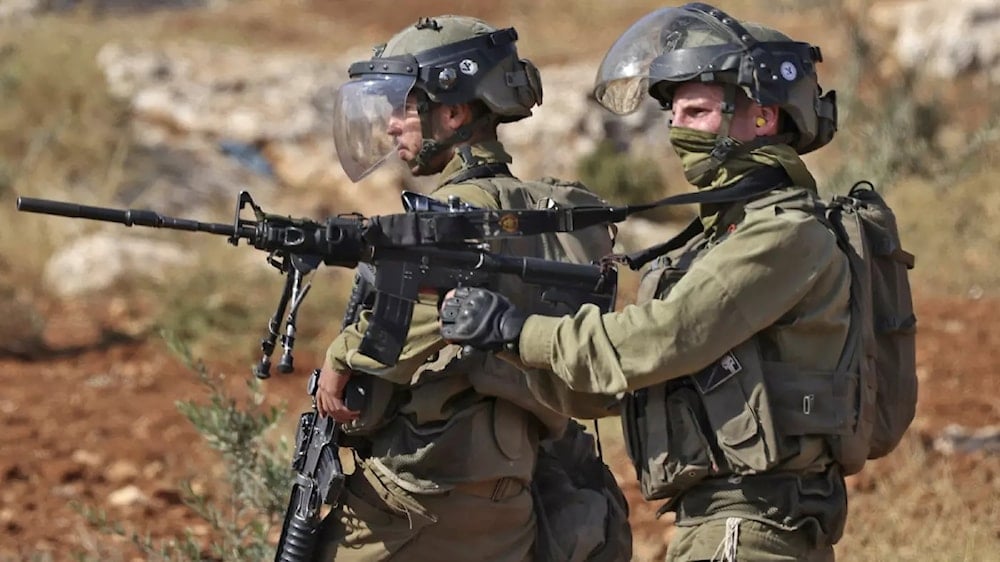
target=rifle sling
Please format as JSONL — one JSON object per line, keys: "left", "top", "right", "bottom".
{"left": 620, "top": 166, "right": 793, "bottom": 270}
{"left": 364, "top": 166, "right": 790, "bottom": 249}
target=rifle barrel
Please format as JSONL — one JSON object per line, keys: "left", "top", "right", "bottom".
{"left": 16, "top": 196, "right": 237, "bottom": 236}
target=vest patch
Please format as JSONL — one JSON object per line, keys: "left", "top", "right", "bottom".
{"left": 692, "top": 352, "right": 743, "bottom": 394}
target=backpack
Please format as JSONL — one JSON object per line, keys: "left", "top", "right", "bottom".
{"left": 532, "top": 421, "right": 632, "bottom": 562}
{"left": 819, "top": 181, "right": 918, "bottom": 472}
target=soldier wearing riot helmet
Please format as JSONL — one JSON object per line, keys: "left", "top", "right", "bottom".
{"left": 440, "top": 4, "right": 853, "bottom": 561}
{"left": 315, "top": 15, "right": 630, "bottom": 562}
{"left": 331, "top": 15, "right": 541, "bottom": 183}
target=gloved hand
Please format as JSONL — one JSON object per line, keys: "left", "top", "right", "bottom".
{"left": 439, "top": 287, "right": 527, "bottom": 353}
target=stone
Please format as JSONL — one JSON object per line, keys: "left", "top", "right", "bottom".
{"left": 43, "top": 233, "right": 188, "bottom": 297}
{"left": 107, "top": 484, "right": 147, "bottom": 507}
{"left": 0, "top": 0, "right": 41, "bottom": 25}
{"left": 105, "top": 460, "right": 140, "bottom": 484}
{"left": 879, "top": 0, "right": 1000, "bottom": 81}
{"left": 933, "top": 424, "right": 1000, "bottom": 455}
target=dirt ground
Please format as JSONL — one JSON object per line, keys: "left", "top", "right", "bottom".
{"left": 0, "top": 289, "right": 997, "bottom": 560}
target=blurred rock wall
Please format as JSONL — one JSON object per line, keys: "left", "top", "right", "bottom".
{"left": 40, "top": 0, "right": 1000, "bottom": 296}
{"left": 873, "top": 0, "right": 1000, "bottom": 81}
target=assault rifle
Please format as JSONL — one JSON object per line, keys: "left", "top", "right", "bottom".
{"left": 16, "top": 191, "right": 621, "bottom": 370}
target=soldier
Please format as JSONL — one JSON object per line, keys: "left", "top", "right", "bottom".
{"left": 313, "top": 15, "right": 629, "bottom": 562}
{"left": 439, "top": 3, "right": 848, "bottom": 562}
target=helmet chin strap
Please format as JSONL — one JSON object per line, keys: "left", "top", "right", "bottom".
{"left": 408, "top": 90, "right": 495, "bottom": 174}
{"left": 683, "top": 83, "right": 795, "bottom": 181}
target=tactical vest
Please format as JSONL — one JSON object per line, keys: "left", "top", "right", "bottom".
{"left": 625, "top": 188, "right": 855, "bottom": 501}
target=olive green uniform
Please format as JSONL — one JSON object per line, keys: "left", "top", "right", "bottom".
{"left": 515, "top": 147, "right": 850, "bottom": 560}
{"left": 317, "top": 142, "right": 606, "bottom": 562}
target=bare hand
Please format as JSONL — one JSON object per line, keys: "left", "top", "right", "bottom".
{"left": 315, "top": 363, "right": 360, "bottom": 423}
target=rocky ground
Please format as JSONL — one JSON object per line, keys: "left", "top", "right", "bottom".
{"left": 0, "top": 289, "right": 997, "bottom": 560}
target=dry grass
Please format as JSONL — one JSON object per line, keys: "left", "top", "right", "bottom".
{"left": 836, "top": 435, "right": 1000, "bottom": 561}
{"left": 889, "top": 159, "right": 1000, "bottom": 297}
{"left": 0, "top": 15, "right": 130, "bottom": 284}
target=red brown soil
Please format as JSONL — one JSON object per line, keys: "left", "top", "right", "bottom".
{"left": 1, "top": 291, "right": 997, "bottom": 560}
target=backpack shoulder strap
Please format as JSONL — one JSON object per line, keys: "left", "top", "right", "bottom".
{"left": 621, "top": 218, "right": 704, "bottom": 271}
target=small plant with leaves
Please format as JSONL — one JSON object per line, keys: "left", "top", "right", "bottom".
{"left": 77, "top": 332, "right": 292, "bottom": 561}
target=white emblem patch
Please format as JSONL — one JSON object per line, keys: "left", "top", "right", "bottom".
{"left": 720, "top": 353, "right": 742, "bottom": 376}
{"left": 780, "top": 61, "right": 798, "bottom": 81}
{"left": 692, "top": 351, "right": 743, "bottom": 394}
{"left": 459, "top": 59, "right": 479, "bottom": 76}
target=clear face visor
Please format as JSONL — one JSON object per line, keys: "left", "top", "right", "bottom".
{"left": 333, "top": 73, "right": 416, "bottom": 182}
{"left": 593, "top": 6, "right": 745, "bottom": 115}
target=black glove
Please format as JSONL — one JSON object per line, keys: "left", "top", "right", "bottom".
{"left": 440, "top": 287, "right": 527, "bottom": 353}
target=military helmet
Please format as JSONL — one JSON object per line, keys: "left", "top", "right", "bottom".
{"left": 375, "top": 15, "right": 543, "bottom": 122}
{"left": 333, "top": 16, "right": 542, "bottom": 181}
{"left": 593, "top": 2, "right": 836, "bottom": 154}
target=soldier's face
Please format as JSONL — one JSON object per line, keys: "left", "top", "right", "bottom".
{"left": 387, "top": 95, "right": 423, "bottom": 164}
{"left": 671, "top": 82, "right": 763, "bottom": 141}
{"left": 386, "top": 94, "right": 473, "bottom": 175}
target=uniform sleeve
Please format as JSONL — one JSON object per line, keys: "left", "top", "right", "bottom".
{"left": 518, "top": 209, "right": 841, "bottom": 394}
{"left": 326, "top": 293, "right": 447, "bottom": 384}
{"left": 326, "top": 184, "right": 500, "bottom": 384}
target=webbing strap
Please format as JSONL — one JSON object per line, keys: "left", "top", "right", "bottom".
{"left": 625, "top": 165, "right": 792, "bottom": 211}
{"left": 363, "top": 166, "right": 791, "bottom": 248}
{"left": 617, "top": 166, "right": 793, "bottom": 270}
{"left": 443, "top": 162, "right": 513, "bottom": 185}
{"left": 621, "top": 218, "right": 704, "bottom": 271}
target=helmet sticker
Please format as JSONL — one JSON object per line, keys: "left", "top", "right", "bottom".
{"left": 459, "top": 59, "right": 479, "bottom": 76}
{"left": 780, "top": 61, "right": 798, "bottom": 81}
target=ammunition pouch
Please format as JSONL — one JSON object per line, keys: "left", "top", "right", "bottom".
{"left": 622, "top": 337, "right": 791, "bottom": 501}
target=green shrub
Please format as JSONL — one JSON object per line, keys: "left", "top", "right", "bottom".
{"left": 576, "top": 139, "right": 683, "bottom": 222}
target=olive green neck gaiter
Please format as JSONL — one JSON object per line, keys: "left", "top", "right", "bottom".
{"left": 669, "top": 126, "right": 817, "bottom": 231}
{"left": 669, "top": 126, "right": 728, "bottom": 188}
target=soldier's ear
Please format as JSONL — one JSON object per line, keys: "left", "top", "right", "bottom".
{"left": 757, "top": 105, "right": 780, "bottom": 135}
{"left": 440, "top": 103, "right": 474, "bottom": 131}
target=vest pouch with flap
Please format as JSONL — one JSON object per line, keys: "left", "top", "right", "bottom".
{"left": 694, "top": 338, "right": 786, "bottom": 475}
{"left": 622, "top": 385, "right": 715, "bottom": 501}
